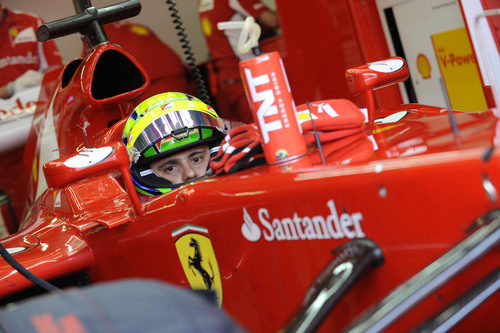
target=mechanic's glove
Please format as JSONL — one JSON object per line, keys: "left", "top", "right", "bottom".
{"left": 210, "top": 124, "right": 265, "bottom": 175}
{"left": 6, "top": 70, "right": 44, "bottom": 97}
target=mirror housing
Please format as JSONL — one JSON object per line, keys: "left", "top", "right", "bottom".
{"left": 345, "top": 57, "right": 409, "bottom": 125}
{"left": 43, "top": 141, "right": 142, "bottom": 214}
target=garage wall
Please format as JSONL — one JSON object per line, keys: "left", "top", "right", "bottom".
{"left": 3, "top": 0, "right": 211, "bottom": 64}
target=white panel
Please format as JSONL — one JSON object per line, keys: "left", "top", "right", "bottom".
{"left": 376, "top": 0, "right": 466, "bottom": 107}
{"left": 460, "top": 0, "right": 500, "bottom": 112}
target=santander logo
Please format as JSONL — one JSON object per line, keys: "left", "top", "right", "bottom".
{"left": 243, "top": 66, "right": 282, "bottom": 144}
{"left": 241, "top": 200, "right": 365, "bottom": 242}
{"left": 242, "top": 207, "right": 261, "bottom": 242}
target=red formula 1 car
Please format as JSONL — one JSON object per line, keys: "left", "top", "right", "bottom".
{"left": 0, "top": 1, "right": 498, "bottom": 332}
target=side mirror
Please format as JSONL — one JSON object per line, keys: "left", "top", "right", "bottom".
{"left": 43, "top": 142, "right": 142, "bottom": 214}
{"left": 345, "top": 57, "right": 409, "bottom": 125}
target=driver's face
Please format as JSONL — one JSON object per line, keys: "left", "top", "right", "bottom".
{"left": 150, "top": 145, "right": 210, "bottom": 185}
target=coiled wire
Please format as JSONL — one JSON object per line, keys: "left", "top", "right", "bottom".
{"left": 166, "top": 0, "right": 212, "bottom": 106}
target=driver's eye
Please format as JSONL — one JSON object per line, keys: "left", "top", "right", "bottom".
{"left": 164, "top": 165, "right": 175, "bottom": 173}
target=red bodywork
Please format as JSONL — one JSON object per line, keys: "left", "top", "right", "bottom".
{"left": 0, "top": 1, "right": 499, "bottom": 332}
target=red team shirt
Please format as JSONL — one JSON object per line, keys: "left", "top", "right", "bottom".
{"left": 0, "top": 8, "right": 61, "bottom": 222}
{"left": 0, "top": 8, "right": 62, "bottom": 87}
{"left": 197, "top": 0, "right": 269, "bottom": 123}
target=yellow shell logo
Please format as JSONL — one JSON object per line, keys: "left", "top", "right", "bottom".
{"left": 130, "top": 25, "right": 149, "bottom": 36}
{"left": 201, "top": 17, "right": 212, "bottom": 36}
{"left": 417, "top": 53, "right": 431, "bottom": 79}
{"left": 173, "top": 225, "right": 223, "bottom": 308}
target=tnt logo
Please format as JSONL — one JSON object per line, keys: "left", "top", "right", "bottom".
{"left": 243, "top": 67, "right": 282, "bottom": 144}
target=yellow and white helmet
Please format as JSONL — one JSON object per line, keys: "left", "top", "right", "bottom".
{"left": 123, "top": 92, "right": 225, "bottom": 196}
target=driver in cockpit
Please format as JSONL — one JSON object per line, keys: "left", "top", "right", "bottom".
{"left": 122, "top": 92, "right": 226, "bottom": 197}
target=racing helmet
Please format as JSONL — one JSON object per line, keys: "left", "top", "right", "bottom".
{"left": 122, "top": 92, "right": 205, "bottom": 145}
{"left": 123, "top": 92, "right": 225, "bottom": 196}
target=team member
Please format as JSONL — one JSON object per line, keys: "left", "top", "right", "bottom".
{"left": 0, "top": 4, "right": 62, "bottom": 223}
{"left": 123, "top": 92, "right": 226, "bottom": 197}
{"left": 197, "top": 0, "right": 279, "bottom": 123}
{"left": 0, "top": 4, "right": 62, "bottom": 99}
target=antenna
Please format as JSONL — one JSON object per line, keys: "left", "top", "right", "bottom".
{"left": 77, "top": 123, "right": 91, "bottom": 148}
{"left": 306, "top": 101, "right": 326, "bottom": 164}
{"left": 446, "top": 109, "right": 462, "bottom": 148}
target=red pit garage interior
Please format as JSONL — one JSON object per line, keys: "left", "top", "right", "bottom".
{"left": 0, "top": 0, "right": 498, "bottom": 332}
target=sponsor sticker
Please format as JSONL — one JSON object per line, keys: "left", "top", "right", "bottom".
{"left": 243, "top": 65, "right": 282, "bottom": 144}
{"left": 296, "top": 102, "right": 339, "bottom": 125}
{"left": 313, "top": 102, "right": 339, "bottom": 117}
{"left": 417, "top": 53, "right": 431, "bottom": 79}
{"left": 172, "top": 225, "right": 223, "bottom": 308}
{"left": 241, "top": 200, "right": 365, "bottom": 242}
{"left": 431, "top": 27, "right": 487, "bottom": 111}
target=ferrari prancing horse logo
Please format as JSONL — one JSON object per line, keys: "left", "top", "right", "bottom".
{"left": 173, "top": 225, "right": 223, "bottom": 308}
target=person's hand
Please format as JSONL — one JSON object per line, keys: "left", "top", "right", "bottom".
{"left": 7, "top": 70, "right": 43, "bottom": 97}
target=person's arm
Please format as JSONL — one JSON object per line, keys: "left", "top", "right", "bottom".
{"left": 0, "top": 70, "right": 44, "bottom": 99}
{"left": 0, "top": 17, "right": 62, "bottom": 99}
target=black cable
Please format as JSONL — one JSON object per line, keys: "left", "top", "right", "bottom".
{"left": 306, "top": 101, "right": 325, "bottom": 164}
{"left": 165, "top": 0, "right": 212, "bottom": 106}
{"left": 0, "top": 241, "right": 60, "bottom": 292}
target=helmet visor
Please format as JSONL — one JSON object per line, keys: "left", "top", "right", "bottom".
{"left": 130, "top": 109, "right": 224, "bottom": 163}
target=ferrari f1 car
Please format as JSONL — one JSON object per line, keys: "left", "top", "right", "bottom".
{"left": 0, "top": 1, "right": 498, "bottom": 332}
